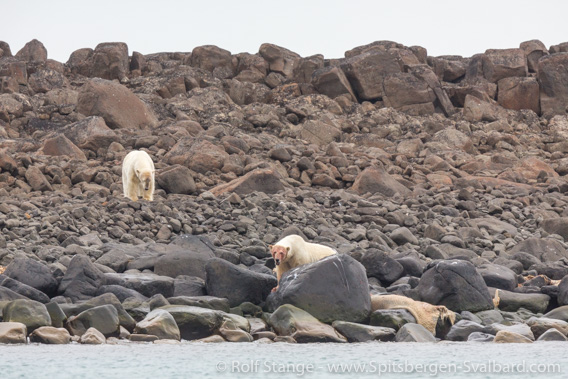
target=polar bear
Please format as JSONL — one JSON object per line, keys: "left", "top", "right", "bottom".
{"left": 269, "top": 234, "right": 337, "bottom": 292}
{"left": 122, "top": 150, "right": 155, "bottom": 201}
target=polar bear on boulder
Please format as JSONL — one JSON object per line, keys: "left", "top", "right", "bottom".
{"left": 122, "top": 150, "right": 155, "bottom": 201}
{"left": 269, "top": 234, "right": 337, "bottom": 292}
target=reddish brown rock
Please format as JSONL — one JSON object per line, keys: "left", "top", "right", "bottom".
{"left": 190, "top": 45, "right": 235, "bottom": 77}
{"left": 259, "top": 44, "right": 301, "bottom": 79}
{"left": 41, "top": 134, "right": 87, "bottom": 160}
{"left": 351, "top": 166, "right": 411, "bottom": 197}
{"left": 25, "top": 166, "right": 52, "bottom": 192}
{"left": 210, "top": 168, "right": 285, "bottom": 196}
{"left": 77, "top": 78, "right": 158, "bottom": 130}
{"left": 497, "top": 77, "right": 540, "bottom": 114}
{"left": 538, "top": 53, "right": 568, "bottom": 118}
{"left": 15, "top": 39, "right": 47, "bottom": 62}
{"left": 28, "top": 69, "right": 68, "bottom": 94}
{"left": 165, "top": 138, "right": 229, "bottom": 174}
{"left": 383, "top": 73, "right": 436, "bottom": 115}
{"left": 91, "top": 42, "right": 129, "bottom": 81}
{"left": 60, "top": 116, "right": 118, "bottom": 150}
{"left": 520, "top": 40, "right": 548, "bottom": 73}
{"left": 482, "top": 49, "right": 527, "bottom": 83}
{"left": 463, "top": 94, "right": 507, "bottom": 122}
{"left": 299, "top": 120, "right": 342, "bottom": 146}
{"left": 311, "top": 66, "right": 356, "bottom": 101}
{"left": 340, "top": 50, "right": 402, "bottom": 100}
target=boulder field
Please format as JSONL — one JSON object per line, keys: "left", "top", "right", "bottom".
{"left": 1, "top": 38, "right": 568, "bottom": 344}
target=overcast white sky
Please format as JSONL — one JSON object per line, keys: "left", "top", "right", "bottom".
{"left": 3, "top": 0, "right": 567, "bottom": 63}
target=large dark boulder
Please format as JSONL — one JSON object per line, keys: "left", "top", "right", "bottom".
{"left": 58, "top": 254, "right": 105, "bottom": 302}
{"left": 3, "top": 299, "right": 52, "bottom": 333}
{"left": 267, "top": 254, "right": 370, "bottom": 323}
{"left": 538, "top": 53, "right": 568, "bottom": 117}
{"left": 159, "top": 305, "right": 224, "bottom": 340}
{"left": 0, "top": 275, "right": 49, "bottom": 303}
{"left": 558, "top": 276, "right": 568, "bottom": 306}
{"left": 59, "top": 293, "right": 136, "bottom": 332}
{"left": 508, "top": 238, "right": 568, "bottom": 262}
{"left": 154, "top": 235, "right": 216, "bottom": 280}
{"left": 205, "top": 258, "right": 276, "bottom": 307}
{"left": 413, "top": 260, "right": 494, "bottom": 312}
{"left": 268, "top": 304, "right": 346, "bottom": 343}
{"left": 477, "top": 263, "right": 518, "bottom": 291}
{"left": 103, "top": 273, "right": 175, "bottom": 298}
{"left": 66, "top": 304, "right": 120, "bottom": 337}
{"left": 360, "top": 249, "right": 404, "bottom": 285}
{"left": 3, "top": 257, "right": 58, "bottom": 297}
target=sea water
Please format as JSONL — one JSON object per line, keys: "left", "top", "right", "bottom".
{"left": 0, "top": 341, "right": 566, "bottom": 379}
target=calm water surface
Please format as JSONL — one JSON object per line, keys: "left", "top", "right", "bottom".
{"left": 0, "top": 341, "right": 566, "bottom": 379}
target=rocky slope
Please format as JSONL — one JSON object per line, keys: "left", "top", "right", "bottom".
{"left": 1, "top": 38, "right": 568, "bottom": 344}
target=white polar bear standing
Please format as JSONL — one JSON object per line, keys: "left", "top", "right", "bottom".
{"left": 122, "top": 150, "right": 155, "bottom": 201}
{"left": 269, "top": 234, "right": 337, "bottom": 292}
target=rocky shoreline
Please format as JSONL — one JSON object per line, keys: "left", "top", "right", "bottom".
{"left": 1, "top": 38, "right": 568, "bottom": 344}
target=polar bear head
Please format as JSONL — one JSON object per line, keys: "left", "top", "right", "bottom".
{"left": 269, "top": 245, "right": 290, "bottom": 266}
{"left": 136, "top": 169, "right": 154, "bottom": 191}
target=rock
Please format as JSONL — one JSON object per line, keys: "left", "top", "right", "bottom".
{"left": 77, "top": 78, "right": 158, "bottom": 130}
{"left": 218, "top": 320, "right": 253, "bottom": 342}
{"left": 482, "top": 323, "right": 534, "bottom": 340}
{"left": 311, "top": 66, "right": 356, "bottom": 102}
{"left": 58, "top": 254, "right": 105, "bottom": 302}
{"left": 156, "top": 165, "right": 196, "bottom": 195}
{"left": 477, "top": 264, "right": 518, "bottom": 291}
{"left": 29, "top": 326, "right": 71, "bottom": 344}
{"left": 134, "top": 308, "right": 180, "bottom": 340}
{"left": 299, "top": 119, "right": 342, "bottom": 146}
{"left": 66, "top": 304, "right": 120, "bottom": 337}
{"left": 467, "top": 332, "right": 495, "bottom": 342}
{"left": 41, "top": 134, "right": 86, "bottom": 160}
{"left": 520, "top": 40, "right": 548, "bottom": 73}
{"left": 191, "top": 45, "right": 234, "bottom": 76}
{"left": 414, "top": 260, "right": 494, "bottom": 313}
{"left": 494, "top": 330, "right": 533, "bottom": 343}
{"left": 395, "top": 323, "right": 436, "bottom": 342}
{"left": 0, "top": 322, "right": 27, "bottom": 344}
{"left": 492, "top": 288, "right": 550, "bottom": 313}
{"left": 60, "top": 116, "right": 118, "bottom": 150}
{"left": 445, "top": 320, "right": 485, "bottom": 341}
{"left": 167, "top": 296, "right": 230, "bottom": 313}
{"left": 15, "top": 39, "right": 47, "bottom": 62}
{"left": 267, "top": 254, "right": 370, "bottom": 323}
{"left": 103, "top": 272, "right": 175, "bottom": 298}
{"left": 29, "top": 69, "right": 68, "bottom": 93}
{"left": 352, "top": 166, "right": 411, "bottom": 197}
{"left": 360, "top": 249, "right": 404, "bottom": 285}
{"left": 340, "top": 50, "right": 402, "bottom": 100}
{"left": 45, "top": 302, "right": 66, "bottom": 328}
{"left": 332, "top": 321, "right": 395, "bottom": 342}
{"left": 80, "top": 327, "right": 106, "bottom": 344}
{"left": 89, "top": 42, "right": 130, "bottom": 80}
{"left": 0, "top": 275, "right": 49, "bottom": 303}
{"left": 508, "top": 238, "right": 568, "bottom": 262}
{"left": 60, "top": 293, "right": 136, "bottom": 332}
{"left": 159, "top": 305, "right": 223, "bottom": 340}
{"left": 383, "top": 72, "right": 436, "bottom": 115}
{"left": 369, "top": 309, "right": 416, "bottom": 330}
{"left": 463, "top": 95, "right": 505, "bottom": 122}
{"left": 540, "top": 218, "right": 568, "bottom": 243}
{"left": 526, "top": 317, "right": 568, "bottom": 339}
{"left": 390, "top": 227, "right": 419, "bottom": 245}
{"left": 481, "top": 49, "right": 527, "bottom": 83}
{"left": 24, "top": 166, "right": 53, "bottom": 192}
{"left": 536, "top": 328, "right": 568, "bottom": 342}
{"left": 557, "top": 276, "right": 568, "bottom": 306}
{"left": 205, "top": 258, "right": 276, "bottom": 307}
{"left": 173, "top": 276, "right": 206, "bottom": 297}
{"left": 154, "top": 244, "right": 214, "bottom": 280}
{"left": 259, "top": 44, "right": 300, "bottom": 78}
{"left": 210, "top": 168, "right": 285, "bottom": 196}
{"left": 96, "top": 285, "right": 147, "bottom": 302}
{"left": 544, "top": 305, "right": 568, "bottom": 322}
{"left": 538, "top": 53, "right": 568, "bottom": 117}
{"left": 3, "top": 299, "right": 51, "bottom": 333}
{"left": 497, "top": 77, "right": 540, "bottom": 114}
{"left": 268, "top": 304, "right": 346, "bottom": 343}
{"left": 0, "top": 287, "right": 27, "bottom": 301}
